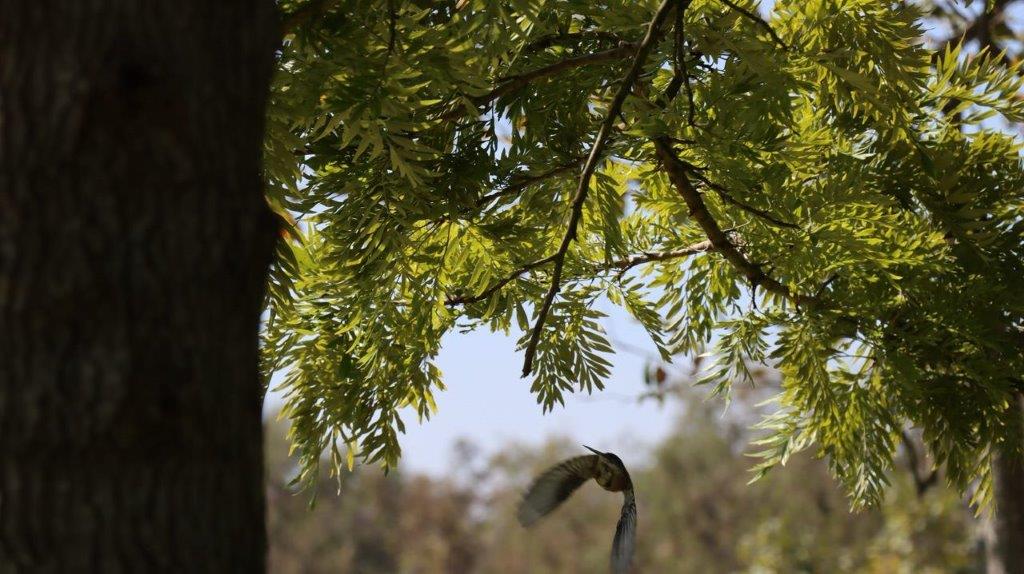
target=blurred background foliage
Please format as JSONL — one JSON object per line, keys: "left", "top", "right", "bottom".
{"left": 266, "top": 369, "right": 982, "bottom": 573}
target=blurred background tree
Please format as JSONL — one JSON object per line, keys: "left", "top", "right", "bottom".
{"left": 266, "top": 368, "right": 982, "bottom": 573}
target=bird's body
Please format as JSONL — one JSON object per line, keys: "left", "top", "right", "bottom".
{"left": 517, "top": 446, "right": 636, "bottom": 574}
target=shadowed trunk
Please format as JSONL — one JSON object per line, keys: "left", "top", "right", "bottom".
{"left": 0, "top": 1, "right": 279, "bottom": 570}
{"left": 988, "top": 394, "right": 1024, "bottom": 574}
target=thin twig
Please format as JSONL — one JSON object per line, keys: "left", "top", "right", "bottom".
{"left": 445, "top": 242, "right": 713, "bottom": 307}
{"left": 663, "top": 0, "right": 689, "bottom": 102}
{"left": 604, "top": 240, "right": 714, "bottom": 274}
{"left": 653, "top": 137, "right": 815, "bottom": 306}
{"left": 386, "top": 2, "right": 398, "bottom": 54}
{"left": 718, "top": 0, "right": 789, "bottom": 50}
{"left": 686, "top": 170, "right": 800, "bottom": 230}
{"left": 681, "top": 64, "right": 696, "bottom": 120}
{"left": 680, "top": 27, "right": 697, "bottom": 126}
{"left": 657, "top": 1, "right": 697, "bottom": 125}
{"left": 814, "top": 273, "right": 839, "bottom": 299}
{"left": 432, "top": 157, "right": 584, "bottom": 227}
{"left": 445, "top": 255, "right": 558, "bottom": 306}
{"left": 524, "top": 31, "right": 626, "bottom": 53}
{"left": 476, "top": 158, "right": 585, "bottom": 207}
{"left": 901, "top": 429, "right": 940, "bottom": 497}
{"left": 490, "top": 43, "right": 638, "bottom": 101}
{"left": 439, "top": 44, "right": 638, "bottom": 121}
{"left": 521, "top": 0, "right": 680, "bottom": 377}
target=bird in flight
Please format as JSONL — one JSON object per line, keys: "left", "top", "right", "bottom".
{"left": 517, "top": 446, "right": 637, "bottom": 573}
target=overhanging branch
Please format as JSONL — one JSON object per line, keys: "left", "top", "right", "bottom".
{"left": 445, "top": 255, "right": 558, "bottom": 306}
{"left": 477, "top": 158, "right": 585, "bottom": 207}
{"left": 718, "top": 0, "right": 789, "bottom": 51}
{"left": 685, "top": 169, "right": 800, "bottom": 230}
{"left": 444, "top": 241, "right": 713, "bottom": 307}
{"left": 653, "top": 136, "right": 815, "bottom": 306}
{"left": 604, "top": 240, "right": 714, "bottom": 274}
{"left": 901, "top": 429, "right": 940, "bottom": 497}
{"left": 521, "top": 0, "right": 680, "bottom": 377}
{"left": 524, "top": 31, "right": 626, "bottom": 53}
{"left": 440, "top": 44, "right": 638, "bottom": 121}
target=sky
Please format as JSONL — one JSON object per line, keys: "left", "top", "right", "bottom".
{"left": 264, "top": 300, "right": 690, "bottom": 476}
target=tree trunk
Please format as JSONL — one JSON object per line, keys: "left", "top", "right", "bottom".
{"left": 988, "top": 394, "right": 1024, "bottom": 574}
{"left": 0, "top": 1, "right": 279, "bottom": 571}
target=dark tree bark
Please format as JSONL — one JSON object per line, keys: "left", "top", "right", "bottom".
{"left": 0, "top": 1, "right": 279, "bottom": 571}
{"left": 988, "top": 394, "right": 1024, "bottom": 574}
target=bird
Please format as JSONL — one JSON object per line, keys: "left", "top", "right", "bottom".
{"left": 516, "top": 446, "right": 637, "bottom": 574}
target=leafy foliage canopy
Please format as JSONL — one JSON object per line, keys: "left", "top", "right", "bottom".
{"left": 263, "top": 0, "right": 1024, "bottom": 506}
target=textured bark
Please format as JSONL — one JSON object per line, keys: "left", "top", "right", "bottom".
{"left": 988, "top": 394, "right": 1024, "bottom": 574}
{"left": 0, "top": 1, "right": 279, "bottom": 571}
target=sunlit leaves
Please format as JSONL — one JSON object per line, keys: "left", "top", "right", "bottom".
{"left": 264, "top": 0, "right": 1024, "bottom": 506}
{"left": 521, "top": 300, "right": 614, "bottom": 411}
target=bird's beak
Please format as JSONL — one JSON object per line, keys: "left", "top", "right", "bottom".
{"left": 582, "top": 445, "right": 603, "bottom": 456}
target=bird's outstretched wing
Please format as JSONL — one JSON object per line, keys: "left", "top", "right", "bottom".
{"left": 610, "top": 494, "right": 637, "bottom": 574}
{"left": 517, "top": 455, "right": 599, "bottom": 526}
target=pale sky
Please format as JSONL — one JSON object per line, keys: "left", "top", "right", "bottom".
{"left": 265, "top": 301, "right": 688, "bottom": 476}
{"left": 395, "top": 303, "right": 685, "bottom": 475}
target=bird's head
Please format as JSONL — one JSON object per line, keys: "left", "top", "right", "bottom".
{"left": 583, "top": 445, "right": 627, "bottom": 474}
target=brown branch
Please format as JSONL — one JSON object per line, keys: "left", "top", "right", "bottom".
{"left": 663, "top": 0, "right": 689, "bottom": 102}
{"left": 814, "top": 273, "right": 839, "bottom": 299}
{"left": 431, "top": 158, "right": 584, "bottom": 228}
{"left": 653, "top": 136, "right": 815, "bottom": 306}
{"left": 444, "top": 254, "right": 557, "bottom": 306}
{"left": 645, "top": 0, "right": 700, "bottom": 149}
{"left": 521, "top": 0, "right": 680, "bottom": 377}
{"left": 657, "top": 1, "right": 697, "bottom": 125}
{"left": 445, "top": 242, "right": 713, "bottom": 307}
{"left": 445, "top": 255, "right": 558, "bottom": 306}
{"left": 901, "top": 429, "right": 940, "bottom": 497}
{"left": 682, "top": 69, "right": 696, "bottom": 127}
{"left": 936, "top": 0, "right": 1014, "bottom": 58}
{"left": 489, "top": 44, "right": 638, "bottom": 101}
{"left": 440, "top": 44, "right": 638, "bottom": 121}
{"left": 931, "top": 0, "right": 1017, "bottom": 120}
{"left": 282, "top": 0, "right": 344, "bottom": 35}
{"left": 686, "top": 170, "right": 800, "bottom": 230}
{"left": 604, "top": 240, "right": 714, "bottom": 274}
{"left": 718, "top": 0, "right": 789, "bottom": 51}
{"left": 477, "top": 158, "right": 584, "bottom": 207}
{"left": 524, "top": 31, "right": 626, "bottom": 53}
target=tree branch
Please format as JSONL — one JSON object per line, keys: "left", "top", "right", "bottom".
{"left": 936, "top": 0, "right": 1015, "bottom": 61}
{"left": 604, "top": 240, "right": 714, "bottom": 274}
{"left": 679, "top": 2, "right": 698, "bottom": 128}
{"left": 524, "top": 31, "right": 626, "bottom": 53}
{"left": 718, "top": 0, "right": 789, "bottom": 51}
{"left": 653, "top": 136, "right": 815, "bottom": 306}
{"left": 685, "top": 169, "right": 800, "bottom": 230}
{"left": 521, "top": 0, "right": 680, "bottom": 377}
{"left": 477, "top": 158, "right": 585, "bottom": 207}
{"left": 445, "top": 241, "right": 713, "bottom": 307}
{"left": 445, "top": 255, "right": 558, "bottom": 306}
{"left": 901, "top": 429, "right": 940, "bottom": 497}
{"left": 663, "top": 0, "right": 690, "bottom": 103}
{"left": 440, "top": 43, "right": 638, "bottom": 121}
